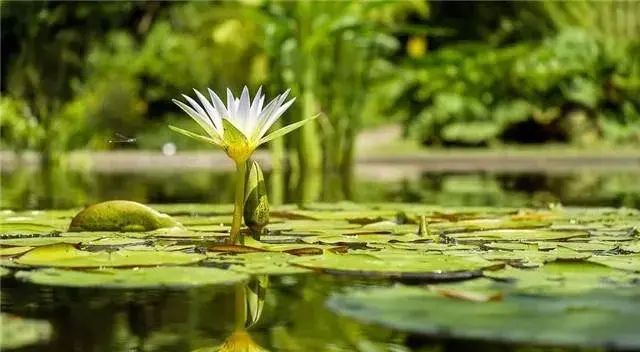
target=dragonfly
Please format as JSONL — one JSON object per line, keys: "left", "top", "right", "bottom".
{"left": 108, "top": 133, "right": 137, "bottom": 144}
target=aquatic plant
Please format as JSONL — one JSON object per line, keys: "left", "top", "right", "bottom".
{"left": 244, "top": 160, "right": 269, "bottom": 240}
{"left": 170, "top": 86, "right": 316, "bottom": 243}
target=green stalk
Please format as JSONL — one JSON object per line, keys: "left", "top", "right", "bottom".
{"left": 230, "top": 160, "right": 247, "bottom": 244}
{"left": 269, "top": 121, "right": 285, "bottom": 205}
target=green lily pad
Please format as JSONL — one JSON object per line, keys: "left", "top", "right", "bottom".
{"left": 431, "top": 217, "right": 551, "bottom": 233}
{"left": 150, "top": 203, "right": 234, "bottom": 216}
{"left": 1, "top": 314, "right": 52, "bottom": 349}
{"left": 0, "top": 246, "right": 34, "bottom": 257}
{"left": 481, "top": 248, "right": 591, "bottom": 268}
{"left": 482, "top": 242, "right": 538, "bottom": 251}
{"left": 16, "top": 243, "right": 204, "bottom": 268}
{"left": 81, "top": 236, "right": 149, "bottom": 247}
{"left": 266, "top": 219, "right": 361, "bottom": 233}
{"left": 589, "top": 255, "right": 640, "bottom": 272}
{"left": 290, "top": 250, "right": 503, "bottom": 279}
{"left": 206, "top": 252, "right": 310, "bottom": 275}
{"left": 327, "top": 285, "right": 640, "bottom": 350}
{"left": 301, "top": 233, "right": 423, "bottom": 245}
{"left": 621, "top": 242, "right": 640, "bottom": 253}
{"left": 443, "top": 229, "right": 589, "bottom": 243}
{"left": 15, "top": 266, "right": 247, "bottom": 288}
{"left": 68, "top": 200, "right": 181, "bottom": 232}
{"left": 553, "top": 241, "right": 618, "bottom": 252}
{"left": 0, "top": 235, "right": 105, "bottom": 247}
{"left": 231, "top": 237, "right": 340, "bottom": 254}
{"left": 383, "top": 242, "right": 478, "bottom": 252}
{"left": 484, "top": 262, "right": 640, "bottom": 294}
{"left": 0, "top": 222, "right": 63, "bottom": 235}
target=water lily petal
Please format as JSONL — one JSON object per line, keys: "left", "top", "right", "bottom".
{"left": 193, "top": 89, "right": 223, "bottom": 135}
{"left": 248, "top": 86, "right": 264, "bottom": 132}
{"left": 253, "top": 90, "right": 289, "bottom": 140}
{"left": 208, "top": 88, "right": 230, "bottom": 120}
{"left": 258, "top": 97, "right": 296, "bottom": 139}
{"left": 168, "top": 125, "right": 222, "bottom": 146}
{"left": 238, "top": 86, "right": 251, "bottom": 134}
{"left": 182, "top": 94, "right": 211, "bottom": 125}
{"left": 258, "top": 113, "right": 318, "bottom": 145}
{"left": 227, "top": 88, "right": 237, "bottom": 116}
{"left": 172, "top": 99, "right": 217, "bottom": 137}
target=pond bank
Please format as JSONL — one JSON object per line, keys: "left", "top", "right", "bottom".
{"left": 2, "top": 149, "right": 639, "bottom": 176}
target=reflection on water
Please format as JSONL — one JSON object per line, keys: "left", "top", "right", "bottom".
{"left": 1, "top": 273, "right": 406, "bottom": 351}
{"left": 1, "top": 272, "right": 606, "bottom": 352}
{"left": 2, "top": 165, "right": 639, "bottom": 209}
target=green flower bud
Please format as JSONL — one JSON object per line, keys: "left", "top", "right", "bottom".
{"left": 244, "top": 160, "right": 269, "bottom": 239}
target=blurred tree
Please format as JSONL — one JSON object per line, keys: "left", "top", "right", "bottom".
{"left": 402, "top": 0, "right": 640, "bottom": 147}
{"left": 0, "top": 1, "right": 151, "bottom": 165}
{"left": 258, "top": 0, "right": 427, "bottom": 187}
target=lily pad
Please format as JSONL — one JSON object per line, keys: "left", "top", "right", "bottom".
{"left": 0, "top": 246, "right": 34, "bottom": 257}
{"left": 0, "top": 235, "right": 104, "bottom": 247}
{"left": 443, "top": 229, "right": 589, "bottom": 243}
{"left": 68, "top": 200, "right": 181, "bottom": 232}
{"left": 301, "top": 233, "right": 423, "bottom": 245}
{"left": 588, "top": 255, "right": 640, "bottom": 272}
{"left": 621, "top": 242, "right": 640, "bottom": 253}
{"left": 327, "top": 285, "right": 640, "bottom": 350}
{"left": 481, "top": 248, "right": 591, "bottom": 268}
{"left": 206, "top": 252, "right": 310, "bottom": 275}
{"left": 431, "top": 217, "right": 551, "bottom": 233}
{"left": 15, "top": 266, "right": 247, "bottom": 288}
{"left": 16, "top": 243, "right": 204, "bottom": 268}
{"left": 484, "top": 262, "right": 640, "bottom": 294}
{"left": 290, "top": 250, "right": 502, "bottom": 279}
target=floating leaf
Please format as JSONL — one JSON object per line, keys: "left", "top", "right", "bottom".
{"left": 15, "top": 266, "right": 247, "bottom": 288}
{"left": 206, "top": 252, "right": 310, "bottom": 275}
{"left": 589, "top": 255, "right": 640, "bottom": 272}
{"left": 428, "top": 285, "right": 502, "bottom": 302}
{"left": 81, "top": 237, "right": 148, "bottom": 247}
{"left": 290, "top": 250, "right": 502, "bottom": 279}
{"left": 328, "top": 285, "right": 640, "bottom": 350}
{"left": 484, "top": 262, "right": 640, "bottom": 294}
{"left": 0, "top": 235, "right": 103, "bottom": 247}
{"left": 0, "top": 246, "right": 33, "bottom": 257}
{"left": 431, "top": 217, "right": 551, "bottom": 233}
{"left": 301, "top": 233, "right": 422, "bottom": 245}
{"left": 621, "top": 242, "right": 640, "bottom": 253}
{"left": 380, "top": 242, "right": 478, "bottom": 253}
{"left": 16, "top": 243, "right": 204, "bottom": 268}
{"left": 443, "top": 229, "right": 588, "bottom": 243}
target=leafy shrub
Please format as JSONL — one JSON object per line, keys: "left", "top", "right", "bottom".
{"left": 405, "top": 29, "right": 640, "bottom": 146}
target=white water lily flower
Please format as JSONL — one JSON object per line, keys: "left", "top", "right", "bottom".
{"left": 170, "top": 86, "right": 315, "bottom": 163}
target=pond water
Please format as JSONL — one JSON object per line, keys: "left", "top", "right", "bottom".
{"left": 2, "top": 165, "right": 639, "bottom": 210}
{"left": 1, "top": 163, "right": 639, "bottom": 352}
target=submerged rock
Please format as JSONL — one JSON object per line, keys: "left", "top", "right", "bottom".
{"left": 68, "top": 200, "right": 180, "bottom": 232}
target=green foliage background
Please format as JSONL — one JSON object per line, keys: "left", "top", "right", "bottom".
{"left": 1, "top": 0, "right": 639, "bottom": 163}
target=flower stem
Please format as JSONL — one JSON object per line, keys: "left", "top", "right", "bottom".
{"left": 230, "top": 160, "right": 247, "bottom": 244}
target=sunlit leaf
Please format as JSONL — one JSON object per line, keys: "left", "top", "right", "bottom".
{"left": 16, "top": 266, "right": 247, "bottom": 288}
{"left": 16, "top": 243, "right": 204, "bottom": 268}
